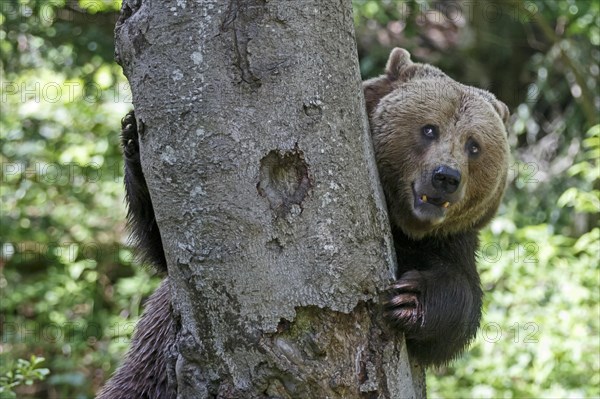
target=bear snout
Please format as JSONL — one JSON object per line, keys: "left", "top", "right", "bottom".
{"left": 412, "top": 165, "right": 464, "bottom": 216}
{"left": 431, "top": 165, "right": 461, "bottom": 194}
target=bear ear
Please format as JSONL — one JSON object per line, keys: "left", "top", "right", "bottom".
{"left": 384, "top": 48, "right": 413, "bottom": 81}
{"left": 471, "top": 86, "right": 511, "bottom": 131}
{"left": 363, "top": 48, "right": 413, "bottom": 116}
{"left": 492, "top": 99, "right": 510, "bottom": 129}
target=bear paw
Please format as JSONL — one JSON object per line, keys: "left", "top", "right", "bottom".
{"left": 384, "top": 270, "right": 425, "bottom": 332}
{"left": 121, "top": 111, "right": 139, "bottom": 159}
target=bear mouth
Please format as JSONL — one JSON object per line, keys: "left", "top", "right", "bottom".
{"left": 411, "top": 184, "right": 450, "bottom": 223}
{"left": 416, "top": 193, "right": 451, "bottom": 208}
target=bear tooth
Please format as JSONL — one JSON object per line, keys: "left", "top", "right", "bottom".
{"left": 443, "top": 202, "right": 450, "bottom": 208}
{"left": 421, "top": 195, "right": 427, "bottom": 202}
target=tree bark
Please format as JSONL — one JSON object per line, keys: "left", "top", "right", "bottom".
{"left": 115, "top": 0, "right": 425, "bottom": 397}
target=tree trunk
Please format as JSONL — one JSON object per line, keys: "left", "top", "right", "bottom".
{"left": 115, "top": 0, "right": 425, "bottom": 397}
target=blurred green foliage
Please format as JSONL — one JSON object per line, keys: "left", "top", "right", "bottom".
{"left": 0, "top": 356, "right": 49, "bottom": 399}
{"left": 1, "top": 0, "right": 598, "bottom": 398}
{"left": 1, "top": 1, "right": 160, "bottom": 398}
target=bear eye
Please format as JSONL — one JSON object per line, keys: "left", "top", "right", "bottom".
{"left": 466, "top": 138, "right": 481, "bottom": 157}
{"left": 421, "top": 125, "right": 438, "bottom": 140}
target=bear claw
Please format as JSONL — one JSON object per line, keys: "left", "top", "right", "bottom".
{"left": 387, "top": 292, "right": 417, "bottom": 307}
{"left": 384, "top": 270, "right": 425, "bottom": 330}
{"left": 388, "top": 307, "right": 419, "bottom": 324}
{"left": 121, "top": 111, "right": 139, "bottom": 159}
{"left": 390, "top": 279, "right": 420, "bottom": 292}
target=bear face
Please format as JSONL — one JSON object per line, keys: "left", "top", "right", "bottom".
{"left": 364, "top": 48, "right": 510, "bottom": 239}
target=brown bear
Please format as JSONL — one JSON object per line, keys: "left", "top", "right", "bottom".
{"left": 97, "top": 48, "right": 509, "bottom": 398}
{"left": 363, "top": 48, "right": 510, "bottom": 366}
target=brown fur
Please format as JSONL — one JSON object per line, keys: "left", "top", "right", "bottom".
{"left": 365, "top": 48, "right": 510, "bottom": 365}
{"left": 96, "top": 280, "right": 176, "bottom": 399}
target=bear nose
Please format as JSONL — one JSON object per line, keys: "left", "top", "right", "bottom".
{"left": 431, "top": 165, "right": 461, "bottom": 194}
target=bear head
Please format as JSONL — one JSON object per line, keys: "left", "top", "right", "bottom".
{"left": 364, "top": 48, "right": 510, "bottom": 239}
